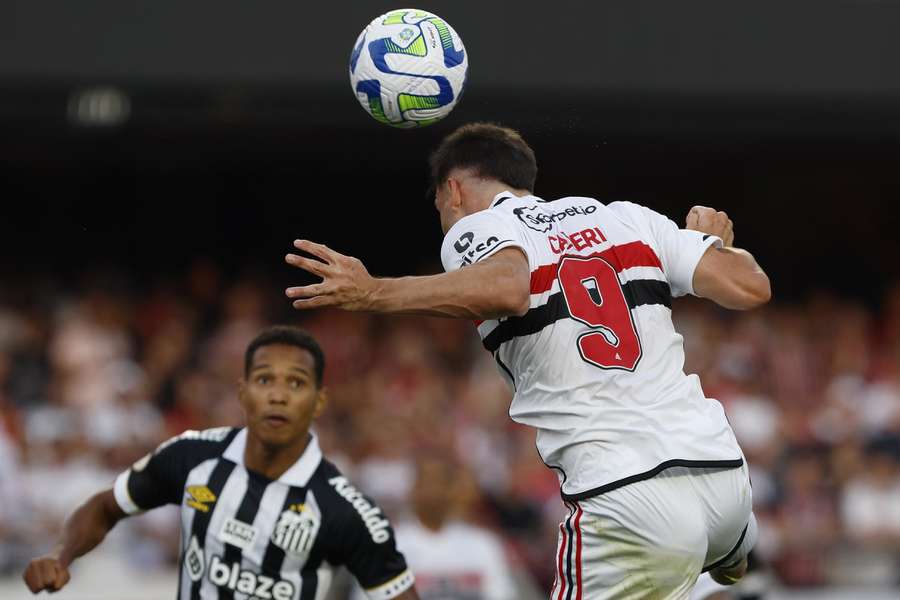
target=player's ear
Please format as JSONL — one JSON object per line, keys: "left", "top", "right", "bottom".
{"left": 237, "top": 378, "right": 250, "bottom": 409}
{"left": 313, "top": 387, "right": 328, "bottom": 418}
{"left": 446, "top": 176, "right": 464, "bottom": 208}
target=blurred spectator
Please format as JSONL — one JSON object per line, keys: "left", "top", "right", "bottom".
{"left": 2, "top": 266, "right": 900, "bottom": 593}
{"left": 0, "top": 425, "right": 28, "bottom": 574}
{"left": 353, "top": 453, "right": 518, "bottom": 600}
{"left": 840, "top": 438, "right": 900, "bottom": 548}
{"left": 772, "top": 449, "right": 840, "bottom": 586}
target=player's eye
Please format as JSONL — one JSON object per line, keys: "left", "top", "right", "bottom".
{"left": 256, "top": 375, "right": 270, "bottom": 385}
{"left": 288, "top": 378, "right": 307, "bottom": 389}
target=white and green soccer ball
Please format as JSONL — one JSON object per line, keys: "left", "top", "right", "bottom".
{"left": 349, "top": 8, "right": 468, "bottom": 128}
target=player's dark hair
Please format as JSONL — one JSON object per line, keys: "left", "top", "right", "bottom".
{"left": 429, "top": 122, "right": 537, "bottom": 195}
{"left": 244, "top": 325, "right": 325, "bottom": 387}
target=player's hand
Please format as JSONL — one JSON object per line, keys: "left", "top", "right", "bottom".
{"left": 22, "top": 555, "right": 70, "bottom": 594}
{"left": 285, "top": 240, "right": 378, "bottom": 311}
{"left": 685, "top": 206, "right": 734, "bottom": 247}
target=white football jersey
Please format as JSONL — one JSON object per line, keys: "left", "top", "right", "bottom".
{"left": 354, "top": 520, "right": 517, "bottom": 600}
{"left": 441, "top": 193, "right": 744, "bottom": 499}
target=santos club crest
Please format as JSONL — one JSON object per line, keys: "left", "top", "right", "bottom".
{"left": 271, "top": 504, "right": 320, "bottom": 557}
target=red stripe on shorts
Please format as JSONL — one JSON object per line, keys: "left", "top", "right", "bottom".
{"left": 556, "top": 520, "right": 568, "bottom": 600}
{"left": 574, "top": 504, "right": 583, "bottom": 600}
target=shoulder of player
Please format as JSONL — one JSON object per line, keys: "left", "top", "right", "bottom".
{"left": 310, "top": 460, "right": 370, "bottom": 505}
{"left": 603, "top": 199, "right": 640, "bottom": 215}
{"left": 494, "top": 194, "right": 609, "bottom": 216}
{"left": 153, "top": 426, "right": 239, "bottom": 458}
{"left": 601, "top": 199, "right": 665, "bottom": 236}
{"left": 441, "top": 200, "right": 529, "bottom": 247}
{"left": 444, "top": 521, "right": 502, "bottom": 545}
{"left": 604, "top": 199, "right": 663, "bottom": 224}
{"left": 310, "top": 462, "right": 391, "bottom": 524}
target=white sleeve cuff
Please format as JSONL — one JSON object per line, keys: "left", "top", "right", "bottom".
{"left": 677, "top": 234, "right": 722, "bottom": 297}
{"left": 365, "top": 570, "right": 415, "bottom": 600}
{"left": 468, "top": 239, "right": 526, "bottom": 266}
{"left": 113, "top": 471, "right": 142, "bottom": 515}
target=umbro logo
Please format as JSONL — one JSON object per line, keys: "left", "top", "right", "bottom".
{"left": 185, "top": 485, "right": 217, "bottom": 512}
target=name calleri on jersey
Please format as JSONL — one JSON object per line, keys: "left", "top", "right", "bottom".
{"left": 440, "top": 193, "right": 745, "bottom": 500}
{"left": 114, "top": 427, "right": 414, "bottom": 600}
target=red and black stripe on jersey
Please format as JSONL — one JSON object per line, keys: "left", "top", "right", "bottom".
{"left": 483, "top": 241, "right": 671, "bottom": 353}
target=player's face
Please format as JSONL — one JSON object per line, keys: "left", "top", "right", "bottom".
{"left": 412, "top": 458, "right": 456, "bottom": 527}
{"left": 239, "top": 344, "right": 326, "bottom": 447}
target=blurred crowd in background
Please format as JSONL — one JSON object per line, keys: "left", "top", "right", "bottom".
{"left": 1, "top": 260, "right": 899, "bottom": 593}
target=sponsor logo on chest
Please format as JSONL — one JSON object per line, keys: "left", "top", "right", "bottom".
{"left": 219, "top": 517, "right": 258, "bottom": 550}
{"left": 183, "top": 535, "right": 294, "bottom": 600}
{"left": 208, "top": 555, "right": 294, "bottom": 600}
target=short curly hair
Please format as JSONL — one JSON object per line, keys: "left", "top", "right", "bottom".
{"left": 244, "top": 325, "right": 325, "bottom": 387}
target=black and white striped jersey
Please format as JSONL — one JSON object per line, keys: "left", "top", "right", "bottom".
{"left": 440, "top": 193, "right": 745, "bottom": 501}
{"left": 113, "top": 427, "right": 414, "bottom": 600}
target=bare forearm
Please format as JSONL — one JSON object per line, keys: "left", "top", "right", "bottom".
{"left": 285, "top": 242, "right": 531, "bottom": 317}
{"left": 53, "top": 491, "right": 124, "bottom": 567}
{"left": 370, "top": 265, "right": 525, "bottom": 319}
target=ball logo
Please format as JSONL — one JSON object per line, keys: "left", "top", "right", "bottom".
{"left": 271, "top": 508, "right": 320, "bottom": 557}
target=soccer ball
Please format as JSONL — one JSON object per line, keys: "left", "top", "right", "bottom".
{"left": 349, "top": 8, "right": 468, "bottom": 128}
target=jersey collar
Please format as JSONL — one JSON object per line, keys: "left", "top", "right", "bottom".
{"left": 223, "top": 427, "right": 323, "bottom": 487}
{"left": 489, "top": 191, "right": 535, "bottom": 209}
{"left": 490, "top": 191, "right": 514, "bottom": 208}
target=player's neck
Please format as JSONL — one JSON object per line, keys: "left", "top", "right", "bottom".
{"left": 465, "top": 182, "right": 530, "bottom": 214}
{"left": 243, "top": 430, "right": 311, "bottom": 480}
{"left": 416, "top": 512, "right": 448, "bottom": 533}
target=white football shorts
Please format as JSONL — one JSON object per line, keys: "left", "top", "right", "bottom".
{"left": 550, "top": 464, "right": 756, "bottom": 600}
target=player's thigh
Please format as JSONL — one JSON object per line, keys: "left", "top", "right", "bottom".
{"left": 552, "top": 476, "right": 708, "bottom": 600}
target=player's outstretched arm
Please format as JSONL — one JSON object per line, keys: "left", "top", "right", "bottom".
{"left": 23, "top": 489, "right": 127, "bottom": 594}
{"left": 686, "top": 206, "right": 771, "bottom": 310}
{"left": 285, "top": 240, "right": 530, "bottom": 319}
